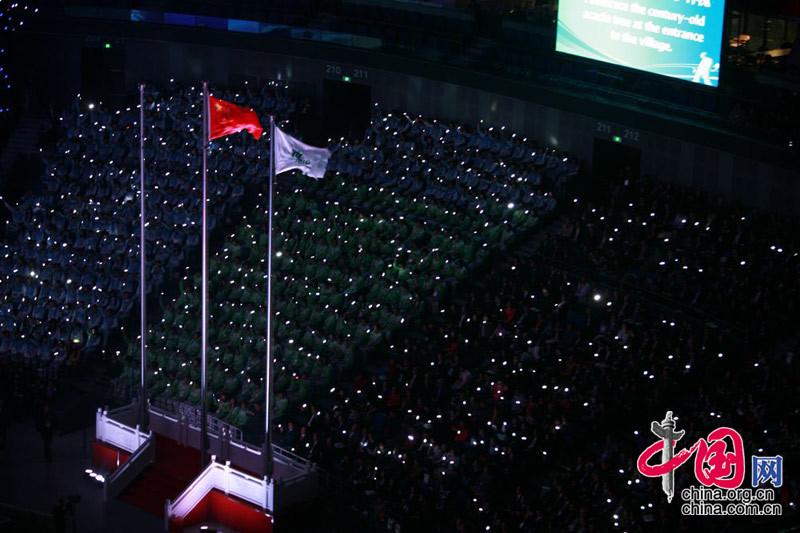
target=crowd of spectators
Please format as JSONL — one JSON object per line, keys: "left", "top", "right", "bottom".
{"left": 90, "top": 89, "right": 796, "bottom": 531}
{"left": 2, "top": 77, "right": 797, "bottom": 532}
{"left": 0, "top": 81, "right": 297, "bottom": 377}
{"left": 281, "top": 175, "right": 798, "bottom": 531}
{"left": 552, "top": 175, "right": 799, "bottom": 340}
{"left": 129, "top": 105, "right": 575, "bottom": 440}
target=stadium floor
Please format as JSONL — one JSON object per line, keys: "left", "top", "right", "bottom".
{"left": 0, "top": 417, "right": 162, "bottom": 532}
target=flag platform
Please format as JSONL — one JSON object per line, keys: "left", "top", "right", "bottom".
{"left": 92, "top": 399, "right": 317, "bottom": 532}
{"left": 125, "top": 83, "right": 331, "bottom": 531}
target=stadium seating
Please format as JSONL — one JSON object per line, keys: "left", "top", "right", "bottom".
{"left": 553, "top": 178, "right": 798, "bottom": 338}
{"left": 0, "top": 81, "right": 297, "bottom": 375}
{"left": 2, "top": 76, "right": 797, "bottom": 532}
{"left": 278, "top": 174, "right": 799, "bottom": 531}
{"left": 119, "top": 104, "right": 576, "bottom": 428}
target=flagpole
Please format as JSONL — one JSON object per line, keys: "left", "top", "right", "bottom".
{"left": 200, "top": 81, "right": 209, "bottom": 469}
{"left": 264, "top": 115, "right": 275, "bottom": 481}
{"left": 139, "top": 83, "right": 148, "bottom": 429}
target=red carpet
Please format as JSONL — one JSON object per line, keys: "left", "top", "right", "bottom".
{"left": 170, "top": 489, "right": 273, "bottom": 533}
{"left": 118, "top": 434, "right": 203, "bottom": 517}
{"left": 91, "top": 440, "right": 131, "bottom": 473}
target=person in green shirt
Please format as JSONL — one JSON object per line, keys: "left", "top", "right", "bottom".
{"left": 212, "top": 392, "right": 229, "bottom": 417}
{"left": 223, "top": 373, "right": 240, "bottom": 396}
{"left": 216, "top": 396, "right": 234, "bottom": 421}
{"left": 228, "top": 401, "right": 251, "bottom": 427}
{"left": 165, "top": 352, "right": 180, "bottom": 375}
{"left": 274, "top": 391, "right": 289, "bottom": 419}
{"left": 246, "top": 353, "right": 262, "bottom": 375}
{"left": 207, "top": 362, "right": 226, "bottom": 393}
{"left": 309, "top": 358, "right": 323, "bottom": 380}
{"left": 232, "top": 350, "right": 248, "bottom": 373}
{"left": 297, "top": 305, "right": 313, "bottom": 325}
{"left": 343, "top": 349, "right": 355, "bottom": 369}
{"left": 176, "top": 356, "right": 191, "bottom": 380}
{"left": 175, "top": 377, "right": 191, "bottom": 401}
{"left": 189, "top": 359, "right": 201, "bottom": 383}
{"left": 275, "top": 369, "right": 291, "bottom": 393}
{"left": 188, "top": 384, "right": 201, "bottom": 405}
{"left": 221, "top": 349, "right": 234, "bottom": 368}
{"left": 239, "top": 376, "right": 258, "bottom": 404}
{"left": 321, "top": 360, "right": 335, "bottom": 384}
{"left": 185, "top": 334, "right": 200, "bottom": 359}
{"left": 149, "top": 371, "right": 166, "bottom": 397}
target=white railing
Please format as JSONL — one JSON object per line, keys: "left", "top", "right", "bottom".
{"left": 96, "top": 407, "right": 151, "bottom": 453}
{"left": 272, "top": 444, "right": 314, "bottom": 473}
{"left": 107, "top": 402, "right": 135, "bottom": 417}
{"left": 152, "top": 398, "right": 243, "bottom": 441}
{"left": 103, "top": 433, "right": 155, "bottom": 501}
{"left": 165, "top": 456, "right": 273, "bottom": 529}
{"left": 148, "top": 403, "right": 179, "bottom": 422}
{"left": 149, "top": 401, "right": 313, "bottom": 478}
{"left": 226, "top": 438, "right": 314, "bottom": 474}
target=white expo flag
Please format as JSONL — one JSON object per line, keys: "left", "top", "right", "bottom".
{"left": 273, "top": 124, "right": 331, "bottom": 179}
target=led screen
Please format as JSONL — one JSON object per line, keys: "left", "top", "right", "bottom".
{"left": 556, "top": 0, "right": 726, "bottom": 87}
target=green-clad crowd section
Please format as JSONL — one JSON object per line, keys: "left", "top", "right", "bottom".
{"left": 118, "top": 129, "right": 556, "bottom": 429}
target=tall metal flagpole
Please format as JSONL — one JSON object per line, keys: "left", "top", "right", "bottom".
{"left": 200, "top": 81, "right": 209, "bottom": 468}
{"left": 264, "top": 115, "right": 275, "bottom": 480}
{"left": 139, "top": 83, "right": 148, "bottom": 428}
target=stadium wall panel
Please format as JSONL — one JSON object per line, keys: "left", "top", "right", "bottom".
{"left": 17, "top": 14, "right": 800, "bottom": 214}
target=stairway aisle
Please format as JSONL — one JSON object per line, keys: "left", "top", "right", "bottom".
{"left": 118, "top": 435, "right": 202, "bottom": 517}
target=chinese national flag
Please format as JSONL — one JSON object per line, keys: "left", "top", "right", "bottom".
{"left": 208, "top": 95, "right": 263, "bottom": 140}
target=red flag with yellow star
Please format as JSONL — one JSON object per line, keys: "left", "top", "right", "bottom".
{"left": 208, "top": 95, "right": 263, "bottom": 140}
